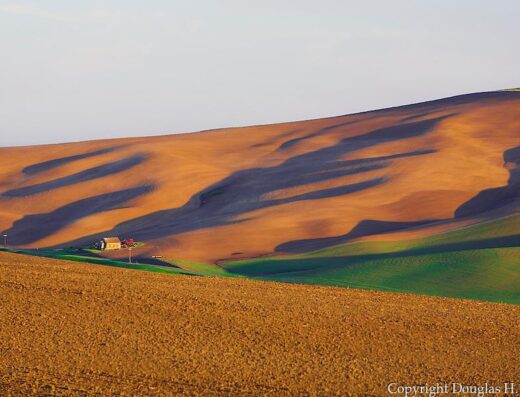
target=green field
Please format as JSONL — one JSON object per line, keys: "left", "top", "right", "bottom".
{"left": 0, "top": 248, "right": 195, "bottom": 276}
{"left": 2, "top": 214, "right": 519, "bottom": 304}
{"left": 223, "top": 214, "right": 520, "bottom": 304}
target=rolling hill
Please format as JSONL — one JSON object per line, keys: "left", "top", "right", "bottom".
{"left": 0, "top": 90, "right": 519, "bottom": 302}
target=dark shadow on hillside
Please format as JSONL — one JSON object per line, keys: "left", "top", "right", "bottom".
{"left": 455, "top": 146, "right": 520, "bottom": 218}
{"left": 400, "top": 112, "right": 434, "bottom": 122}
{"left": 251, "top": 129, "right": 301, "bottom": 148}
{"left": 58, "top": 116, "right": 448, "bottom": 248}
{"left": 276, "top": 144, "right": 520, "bottom": 254}
{"left": 277, "top": 120, "right": 361, "bottom": 151}
{"left": 276, "top": 219, "right": 437, "bottom": 253}
{"left": 340, "top": 90, "right": 520, "bottom": 118}
{"left": 22, "top": 146, "right": 123, "bottom": 175}
{"left": 3, "top": 154, "right": 148, "bottom": 197}
{"left": 6, "top": 185, "right": 154, "bottom": 245}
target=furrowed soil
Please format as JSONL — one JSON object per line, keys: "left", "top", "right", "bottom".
{"left": 0, "top": 252, "right": 518, "bottom": 396}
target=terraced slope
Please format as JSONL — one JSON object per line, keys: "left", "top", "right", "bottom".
{"left": 1, "top": 252, "right": 519, "bottom": 396}
{"left": 0, "top": 91, "right": 519, "bottom": 265}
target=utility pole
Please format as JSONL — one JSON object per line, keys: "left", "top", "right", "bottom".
{"left": 128, "top": 246, "right": 133, "bottom": 264}
{"left": 2, "top": 232, "right": 7, "bottom": 248}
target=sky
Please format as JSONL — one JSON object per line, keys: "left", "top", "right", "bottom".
{"left": 0, "top": 1, "right": 518, "bottom": 146}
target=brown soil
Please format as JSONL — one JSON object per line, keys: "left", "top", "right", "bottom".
{"left": 0, "top": 252, "right": 518, "bottom": 396}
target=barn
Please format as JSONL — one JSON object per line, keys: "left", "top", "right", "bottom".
{"left": 98, "top": 237, "right": 122, "bottom": 250}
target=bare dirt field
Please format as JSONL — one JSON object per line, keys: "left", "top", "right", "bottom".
{"left": 0, "top": 251, "right": 518, "bottom": 396}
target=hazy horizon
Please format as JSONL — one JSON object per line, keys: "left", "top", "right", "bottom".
{"left": 1, "top": 1, "right": 519, "bottom": 147}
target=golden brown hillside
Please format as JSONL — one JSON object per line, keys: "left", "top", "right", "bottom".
{"left": 0, "top": 91, "right": 519, "bottom": 262}
{"left": 1, "top": 251, "right": 519, "bottom": 396}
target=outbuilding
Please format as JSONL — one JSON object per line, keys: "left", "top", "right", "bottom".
{"left": 98, "top": 237, "right": 122, "bottom": 250}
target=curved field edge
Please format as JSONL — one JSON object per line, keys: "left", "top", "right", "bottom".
{"left": 223, "top": 214, "right": 520, "bottom": 304}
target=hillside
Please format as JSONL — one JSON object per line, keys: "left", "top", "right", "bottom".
{"left": 1, "top": 251, "right": 519, "bottom": 395}
{"left": 225, "top": 213, "right": 520, "bottom": 304}
{"left": 0, "top": 90, "right": 518, "bottom": 262}
{"left": 0, "top": 90, "right": 519, "bottom": 304}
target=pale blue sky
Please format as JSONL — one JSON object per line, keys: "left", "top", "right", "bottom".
{"left": 0, "top": 1, "right": 518, "bottom": 146}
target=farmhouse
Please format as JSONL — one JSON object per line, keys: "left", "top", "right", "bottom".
{"left": 98, "top": 237, "right": 121, "bottom": 250}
